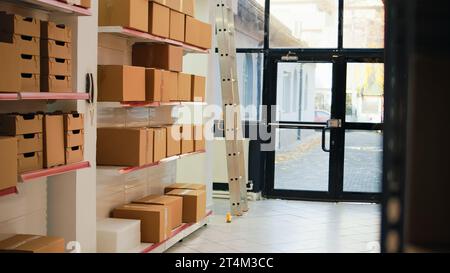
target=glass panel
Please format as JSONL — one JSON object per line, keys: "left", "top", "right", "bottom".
{"left": 344, "top": 0, "right": 385, "bottom": 48}
{"left": 234, "top": 0, "right": 265, "bottom": 48}
{"left": 275, "top": 129, "right": 330, "bottom": 192}
{"left": 269, "top": 0, "right": 338, "bottom": 48}
{"left": 344, "top": 130, "right": 383, "bottom": 193}
{"left": 277, "top": 63, "right": 332, "bottom": 122}
{"left": 346, "top": 63, "right": 384, "bottom": 123}
{"left": 214, "top": 53, "right": 264, "bottom": 121}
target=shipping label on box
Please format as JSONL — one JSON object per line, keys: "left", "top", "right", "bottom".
{"left": 0, "top": 14, "right": 40, "bottom": 38}
{"left": 18, "top": 151, "right": 43, "bottom": 173}
{"left": 0, "top": 137, "right": 18, "bottom": 191}
{"left": 41, "top": 22, "right": 72, "bottom": 43}
{"left": 0, "top": 113, "right": 43, "bottom": 136}
{"left": 18, "top": 133, "right": 43, "bottom": 154}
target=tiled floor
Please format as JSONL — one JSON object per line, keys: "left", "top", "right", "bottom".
{"left": 167, "top": 198, "right": 381, "bottom": 253}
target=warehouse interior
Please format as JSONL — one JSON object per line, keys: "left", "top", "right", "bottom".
{"left": 0, "top": 0, "right": 448, "bottom": 254}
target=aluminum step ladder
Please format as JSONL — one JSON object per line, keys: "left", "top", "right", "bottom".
{"left": 215, "top": 0, "right": 249, "bottom": 216}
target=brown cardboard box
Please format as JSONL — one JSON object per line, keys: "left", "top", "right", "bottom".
{"left": 182, "top": 0, "right": 195, "bottom": 17}
{"left": 0, "top": 137, "right": 17, "bottom": 191}
{"left": 194, "top": 125, "right": 205, "bottom": 151}
{"left": 41, "top": 40, "right": 72, "bottom": 60}
{"left": 164, "top": 183, "right": 206, "bottom": 193}
{"left": 0, "top": 235, "right": 65, "bottom": 253}
{"left": 150, "top": 0, "right": 182, "bottom": 11}
{"left": 0, "top": 114, "right": 43, "bottom": 136}
{"left": 0, "top": 33, "right": 40, "bottom": 56}
{"left": 41, "top": 75, "right": 72, "bottom": 93}
{"left": 178, "top": 73, "right": 192, "bottom": 101}
{"left": 166, "top": 189, "right": 206, "bottom": 223}
{"left": 79, "top": 0, "right": 92, "bottom": 8}
{"left": 149, "top": 2, "right": 170, "bottom": 38}
{"left": 41, "top": 22, "right": 72, "bottom": 42}
{"left": 66, "top": 146, "right": 84, "bottom": 165}
{"left": 0, "top": 14, "right": 40, "bottom": 37}
{"left": 170, "top": 10, "right": 185, "bottom": 42}
{"left": 0, "top": 42, "right": 20, "bottom": 92}
{"left": 43, "top": 114, "right": 65, "bottom": 168}
{"left": 152, "top": 127, "right": 167, "bottom": 162}
{"left": 191, "top": 75, "right": 206, "bottom": 102}
{"left": 98, "top": 65, "right": 146, "bottom": 102}
{"left": 41, "top": 58, "right": 72, "bottom": 76}
{"left": 146, "top": 128, "right": 154, "bottom": 164}
{"left": 20, "top": 74, "right": 40, "bottom": 92}
{"left": 65, "top": 130, "right": 84, "bottom": 148}
{"left": 18, "top": 133, "right": 43, "bottom": 154}
{"left": 20, "top": 55, "right": 40, "bottom": 74}
{"left": 64, "top": 113, "right": 84, "bottom": 131}
{"left": 166, "top": 125, "right": 182, "bottom": 157}
{"left": 132, "top": 44, "right": 183, "bottom": 72}
{"left": 113, "top": 204, "right": 168, "bottom": 243}
{"left": 97, "top": 127, "right": 149, "bottom": 167}
{"left": 18, "top": 152, "right": 43, "bottom": 173}
{"left": 133, "top": 195, "right": 183, "bottom": 230}
{"left": 168, "top": 72, "right": 178, "bottom": 101}
{"left": 99, "top": 0, "right": 149, "bottom": 33}
{"left": 145, "top": 68, "right": 162, "bottom": 102}
{"left": 181, "top": 124, "right": 194, "bottom": 154}
{"left": 160, "top": 71, "right": 171, "bottom": 103}
{"left": 185, "top": 16, "right": 212, "bottom": 49}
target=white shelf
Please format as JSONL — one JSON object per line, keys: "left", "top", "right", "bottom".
{"left": 3, "top": 0, "right": 92, "bottom": 15}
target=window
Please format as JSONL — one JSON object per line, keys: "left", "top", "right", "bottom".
{"left": 234, "top": 0, "right": 265, "bottom": 48}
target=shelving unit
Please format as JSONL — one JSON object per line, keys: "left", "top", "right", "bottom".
{"left": 0, "top": 92, "right": 90, "bottom": 101}
{"left": 14, "top": 0, "right": 91, "bottom": 15}
{"left": 21, "top": 161, "right": 91, "bottom": 182}
{"left": 98, "top": 26, "right": 209, "bottom": 54}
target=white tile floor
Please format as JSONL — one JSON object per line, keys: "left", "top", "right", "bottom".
{"left": 167, "top": 198, "right": 381, "bottom": 253}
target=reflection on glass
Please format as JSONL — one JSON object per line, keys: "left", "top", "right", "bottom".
{"left": 344, "top": 0, "right": 385, "bottom": 48}
{"left": 344, "top": 130, "right": 383, "bottom": 193}
{"left": 346, "top": 63, "right": 384, "bottom": 123}
{"left": 277, "top": 63, "right": 332, "bottom": 122}
{"left": 275, "top": 129, "right": 329, "bottom": 192}
{"left": 214, "top": 53, "right": 264, "bottom": 121}
{"left": 234, "top": 0, "right": 265, "bottom": 48}
{"left": 269, "top": 0, "right": 338, "bottom": 48}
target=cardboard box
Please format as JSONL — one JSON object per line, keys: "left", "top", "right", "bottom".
{"left": 0, "top": 235, "right": 65, "bottom": 253}
{"left": 97, "top": 218, "right": 141, "bottom": 253}
{"left": 64, "top": 113, "right": 84, "bottom": 131}
{"left": 170, "top": 10, "right": 185, "bottom": 42}
{"left": 18, "top": 133, "right": 43, "bottom": 154}
{"left": 0, "top": 137, "right": 17, "bottom": 191}
{"left": 150, "top": 0, "right": 181, "bottom": 11}
{"left": 166, "top": 189, "right": 206, "bottom": 223}
{"left": 146, "top": 128, "right": 154, "bottom": 165}
{"left": 182, "top": 0, "right": 195, "bottom": 17}
{"left": 99, "top": 0, "right": 149, "bottom": 33}
{"left": 166, "top": 125, "right": 182, "bottom": 157}
{"left": 151, "top": 127, "right": 167, "bottom": 162}
{"left": 41, "top": 58, "right": 72, "bottom": 76}
{"left": 98, "top": 65, "right": 146, "bottom": 102}
{"left": 132, "top": 44, "right": 183, "bottom": 72}
{"left": 113, "top": 204, "right": 168, "bottom": 243}
{"left": 161, "top": 71, "right": 178, "bottom": 103}
{"left": 178, "top": 73, "right": 192, "bottom": 101}
{"left": 133, "top": 195, "right": 183, "bottom": 230}
{"left": 20, "top": 74, "right": 40, "bottom": 92}
{"left": 191, "top": 75, "right": 206, "bottom": 102}
{"left": 43, "top": 114, "right": 65, "bottom": 168}
{"left": 41, "top": 75, "right": 72, "bottom": 93}
{"left": 78, "top": 0, "right": 92, "bottom": 8}
{"left": 149, "top": 2, "right": 170, "bottom": 38}
{"left": 0, "top": 42, "right": 20, "bottom": 92}
{"left": 194, "top": 125, "right": 205, "bottom": 151}
{"left": 18, "top": 151, "right": 43, "bottom": 173}
{"left": 0, "top": 114, "right": 43, "bottom": 136}
{"left": 41, "top": 22, "right": 72, "bottom": 43}
{"left": 0, "top": 33, "right": 40, "bottom": 56}
{"left": 164, "top": 183, "right": 206, "bottom": 193}
{"left": 97, "top": 127, "right": 149, "bottom": 167}
{"left": 185, "top": 16, "right": 212, "bottom": 49}
{"left": 20, "top": 55, "right": 40, "bottom": 74}
{"left": 181, "top": 124, "right": 194, "bottom": 154}
{"left": 66, "top": 146, "right": 84, "bottom": 165}
{"left": 65, "top": 130, "right": 84, "bottom": 148}
{"left": 0, "top": 14, "right": 40, "bottom": 37}
{"left": 41, "top": 40, "right": 72, "bottom": 60}
{"left": 145, "top": 68, "right": 162, "bottom": 102}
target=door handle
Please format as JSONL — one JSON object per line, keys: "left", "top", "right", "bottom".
{"left": 322, "top": 126, "right": 331, "bottom": 153}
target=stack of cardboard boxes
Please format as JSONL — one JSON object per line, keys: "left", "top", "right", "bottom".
{"left": 97, "top": 124, "right": 205, "bottom": 167}
{"left": 64, "top": 113, "right": 84, "bottom": 165}
{"left": 111, "top": 183, "right": 206, "bottom": 244}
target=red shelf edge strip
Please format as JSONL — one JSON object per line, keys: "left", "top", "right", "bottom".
{"left": 141, "top": 210, "right": 213, "bottom": 253}
{"left": 21, "top": 161, "right": 91, "bottom": 182}
{"left": 0, "top": 186, "right": 18, "bottom": 198}
{"left": 19, "top": 92, "right": 90, "bottom": 100}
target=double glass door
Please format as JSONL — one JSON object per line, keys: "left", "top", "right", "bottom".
{"left": 263, "top": 54, "right": 383, "bottom": 202}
